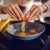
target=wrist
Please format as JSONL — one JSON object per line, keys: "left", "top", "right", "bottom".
{"left": 1, "top": 6, "right": 7, "bottom": 14}
{"left": 1, "top": 7, "right": 5, "bottom": 14}
{"left": 42, "top": 4, "right": 48, "bottom": 13}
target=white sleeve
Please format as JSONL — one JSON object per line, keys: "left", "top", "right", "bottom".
{"left": 0, "top": 0, "right": 4, "bottom": 6}
{"left": 3, "top": 0, "right": 12, "bottom": 5}
{"left": 43, "top": 0, "right": 50, "bottom": 17}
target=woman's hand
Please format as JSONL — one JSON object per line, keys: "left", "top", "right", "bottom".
{"left": 2, "top": 4, "right": 25, "bottom": 21}
{"left": 26, "top": 5, "right": 48, "bottom": 22}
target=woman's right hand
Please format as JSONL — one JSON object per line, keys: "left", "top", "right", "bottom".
{"left": 2, "top": 4, "right": 24, "bottom": 21}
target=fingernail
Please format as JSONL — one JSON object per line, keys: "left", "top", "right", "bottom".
{"left": 26, "top": 12, "right": 30, "bottom": 19}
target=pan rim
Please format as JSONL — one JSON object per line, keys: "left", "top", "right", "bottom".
{"left": 7, "top": 22, "right": 45, "bottom": 37}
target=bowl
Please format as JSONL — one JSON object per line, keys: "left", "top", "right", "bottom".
{"left": 7, "top": 22, "right": 45, "bottom": 40}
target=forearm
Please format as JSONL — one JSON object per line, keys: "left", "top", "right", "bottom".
{"left": 0, "top": 6, "right": 6, "bottom": 14}
{"left": 42, "top": 0, "right": 50, "bottom": 13}
{"left": 0, "top": 0, "right": 4, "bottom": 14}
{"left": 0, "top": 6, "right": 3, "bottom": 14}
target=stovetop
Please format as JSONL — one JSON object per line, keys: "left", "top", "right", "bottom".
{"left": 0, "top": 34, "right": 50, "bottom": 50}
{"left": 0, "top": 21, "right": 50, "bottom": 50}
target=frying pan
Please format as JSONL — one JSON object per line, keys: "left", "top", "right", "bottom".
{"left": 7, "top": 22, "right": 45, "bottom": 40}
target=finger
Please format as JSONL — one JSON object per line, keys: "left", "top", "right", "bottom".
{"left": 28, "top": 6, "right": 39, "bottom": 20}
{"left": 28, "top": 9, "right": 41, "bottom": 21}
{"left": 8, "top": 6, "right": 19, "bottom": 19}
{"left": 32, "top": 12, "right": 41, "bottom": 20}
{"left": 25, "top": 12, "right": 30, "bottom": 20}
{"left": 15, "top": 4, "right": 25, "bottom": 18}
{"left": 7, "top": 11, "right": 18, "bottom": 20}
{"left": 15, "top": 4, "right": 26, "bottom": 21}
{"left": 28, "top": 10, "right": 41, "bottom": 21}
{"left": 26, "top": 5, "right": 37, "bottom": 19}
{"left": 30, "top": 5, "right": 38, "bottom": 14}
{"left": 11, "top": 4, "right": 21, "bottom": 20}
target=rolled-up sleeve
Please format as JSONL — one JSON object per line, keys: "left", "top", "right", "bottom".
{"left": 3, "top": 0, "right": 12, "bottom": 5}
{"left": 44, "top": 0, "right": 50, "bottom": 12}
{"left": 43, "top": 0, "right": 50, "bottom": 16}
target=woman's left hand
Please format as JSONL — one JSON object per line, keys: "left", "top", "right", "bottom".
{"left": 26, "top": 5, "right": 47, "bottom": 21}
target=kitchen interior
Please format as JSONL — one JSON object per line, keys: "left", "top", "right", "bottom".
{"left": 0, "top": 0, "right": 50, "bottom": 50}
